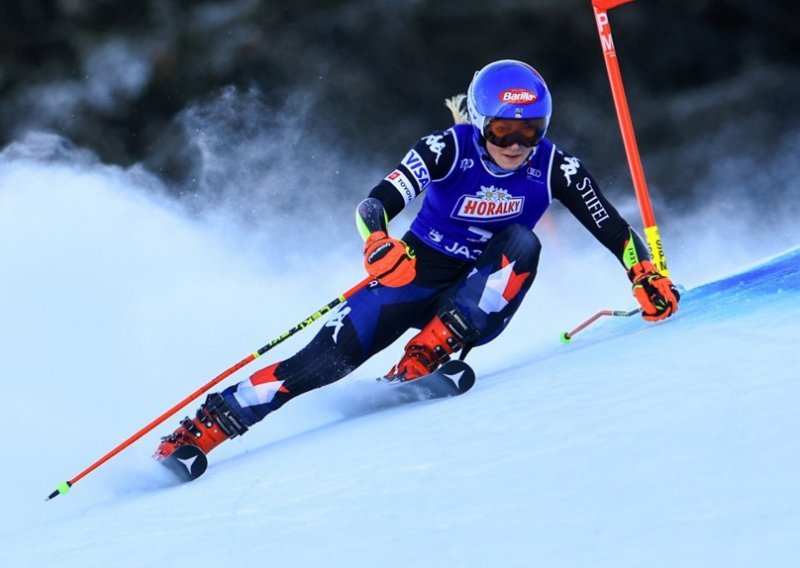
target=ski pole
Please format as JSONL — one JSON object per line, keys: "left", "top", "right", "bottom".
{"left": 560, "top": 307, "right": 641, "bottom": 343}
{"left": 46, "top": 275, "right": 375, "bottom": 501}
{"left": 591, "top": 0, "right": 670, "bottom": 277}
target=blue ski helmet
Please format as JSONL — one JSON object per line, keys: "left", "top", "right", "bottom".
{"left": 467, "top": 60, "right": 552, "bottom": 147}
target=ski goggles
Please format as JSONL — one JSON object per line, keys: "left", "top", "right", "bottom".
{"left": 483, "top": 118, "right": 548, "bottom": 148}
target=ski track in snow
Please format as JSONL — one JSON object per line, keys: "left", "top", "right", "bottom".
{"left": 1, "top": 157, "right": 799, "bottom": 567}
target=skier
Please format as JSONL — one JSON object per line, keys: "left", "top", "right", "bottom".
{"left": 155, "top": 59, "right": 679, "bottom": 461}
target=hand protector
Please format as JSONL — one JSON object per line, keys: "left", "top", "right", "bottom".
{"left": 363, "top": 231, "right": 416, "bottom": 287}
{"left": 628, "top": 260, "right": 680, "bottom": 322}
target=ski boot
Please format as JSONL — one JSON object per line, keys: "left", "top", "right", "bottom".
{"left": 387, "top": 303, "right": 479, "bottom": 382}
{"left": 154, "top": 393, "right": 249, "bottom": 478}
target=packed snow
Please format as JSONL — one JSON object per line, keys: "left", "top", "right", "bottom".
{"left": 1, "top": 140, "right": 799, "bottom": 567}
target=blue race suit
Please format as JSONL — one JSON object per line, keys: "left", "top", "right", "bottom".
{"left": 220, "top": 124, "right": 650, "bottom": 426}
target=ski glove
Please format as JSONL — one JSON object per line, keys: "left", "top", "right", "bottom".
{"left": 628, "top": 260, "right": 680, "bottom": 322}
{"left": 363, "top": 231, "right": 416, "bottom": 287}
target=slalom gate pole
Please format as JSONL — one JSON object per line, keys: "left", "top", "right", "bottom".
{"left": 560, "top": 308, "right": 641, "bottom": 343}
{"left": 591, "top": 0, "right": 670, "bottom": 276}
{"left": 46, "top": 275, "right": 376, "bottom": 501}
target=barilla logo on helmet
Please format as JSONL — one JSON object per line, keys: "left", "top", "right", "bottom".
{"left": 499, "top": 89, "right": 537, "bottom": 104}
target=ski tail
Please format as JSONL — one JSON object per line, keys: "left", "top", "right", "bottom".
{"left": 158, "top": 444, "right": 208, "bottom": 482}
{"left": 381, "top": 359, "right": 476, "bottom": 399}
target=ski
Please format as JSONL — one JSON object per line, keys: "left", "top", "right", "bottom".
{"left": 378, "top": 359, "right": 476, "bottom": 400}
{"left": 158, "top": 443, "right": 208, "bottom": 482}
{"left": 159, "top": 360, "right": 475, "bottom": 484}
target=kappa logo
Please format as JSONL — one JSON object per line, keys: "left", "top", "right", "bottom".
{"left": 325, "top": 306, "right": 352, "bottom": 344}
{"left": 560, "top": 156, "right": 580, "bottom": 186}
{"left": 452, "top": 185, "right": 525, "bottom": 223}
{"left": 423, "top": 134, "right": 446, "bottom": 164}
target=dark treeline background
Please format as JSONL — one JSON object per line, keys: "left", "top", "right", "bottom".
{"left": 1, "top": 0, "right": 798, "bottom": 207}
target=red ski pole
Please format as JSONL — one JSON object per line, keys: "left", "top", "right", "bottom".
{"left": 46, "top": 275, "right": 375, "bottom": 500}
{"left": 591, "top": 0, "right": 670, "bottom": 276}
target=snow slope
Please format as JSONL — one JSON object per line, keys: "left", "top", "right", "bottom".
{"left": 2, "top": 144, "right": 799, "bottom": 567}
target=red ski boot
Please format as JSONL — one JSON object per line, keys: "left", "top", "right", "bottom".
{"left": 154, "top": 393, "right": 249, "bottom": 461}
{"left": 387, "top": 305, "right": 478, "bottom": 381}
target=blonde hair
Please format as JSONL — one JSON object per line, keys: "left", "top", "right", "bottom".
{"left": 444, "top": 93, "right": 470, "bottom": 125}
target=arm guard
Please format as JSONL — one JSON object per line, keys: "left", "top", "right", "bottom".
{"left": 355, "top": 197, "right": 389, "bottom": 241}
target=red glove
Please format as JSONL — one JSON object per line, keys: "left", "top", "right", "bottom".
{"left": 363, "top": 231, "right": 416, "bottom": 287}
{"left": 628, "top": 260, "right": 680, "bottom": 322}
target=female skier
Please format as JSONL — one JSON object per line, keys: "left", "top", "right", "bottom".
{"left": 156, "top": 59, "right": 679, "bottom": 461}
